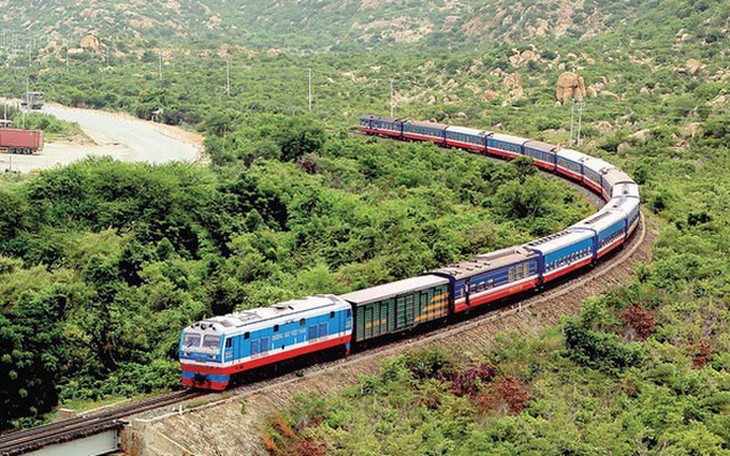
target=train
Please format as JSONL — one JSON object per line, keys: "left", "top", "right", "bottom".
{"left": 0, "top": 126, "right": 45, "bottom": 154}
{"left": 179, "top": 115, "right": 640, "bottom": 391}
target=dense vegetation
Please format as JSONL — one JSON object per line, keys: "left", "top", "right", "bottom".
{"left": 0, "top": 0, "right": 727, "bottom": 452}
{"left": 0, "top": 130, "right": 591, "bottom": 428}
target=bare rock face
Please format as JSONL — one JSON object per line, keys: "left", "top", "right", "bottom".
{"left": 503, "top": 73, "right": 521, "bottom": 88}
{"left": 556, "top": 71, "right": 586, "bottom": 103}
{"left": 509, "top": 48, "right": 538, "bottom": 66}
{"left": 686, "top": 58, "right": 701, "bottom": 76}
{"left": 483, "top": 90, "right": 497, "bottom": 101}
{"left": 630, "top": 129, "right": 651, "bottom": 142}
{"left": 595, "top": 121, "right": 613, "bottom": 133}
{"left": 80, "top": 34, "right": 100, "bottom": 52}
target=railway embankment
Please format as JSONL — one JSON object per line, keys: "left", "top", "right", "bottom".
{"left": 122, "top": 213, "right": 657, "bottom": 456}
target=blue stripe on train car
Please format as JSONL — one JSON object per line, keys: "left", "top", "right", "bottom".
{"left": 487, "top": 137, "right": 523, "bottom": 155}
{"left": 524, "top": 146, "right": 556, "bottom": 165}
{"left": 452, "top": 259, "right": 539, "bottom": 301}
{"left": 539, "top": 237, "right": 594, "bottom": 274}
{"left": 598, "top": 219, "right": 625, "bottom": 244}
{"left": 222, "top": 308, "right": 352, "bottom": 363}
{"left": 182, "top": 371, "right": 230, "bottom": 384}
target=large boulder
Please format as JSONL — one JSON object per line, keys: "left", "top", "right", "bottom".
{"left": 686, "top": 58, "right": 701, "bottom": 76}
{"left": 80, "top": 35, "right": 100, "bottom": 52}
{"left": 556, "top": 71, "right": 586, "bottom": 103}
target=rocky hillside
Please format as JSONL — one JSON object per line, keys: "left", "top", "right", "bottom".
{"left": 1, "top": 0, "right": 726, "bottom": 52}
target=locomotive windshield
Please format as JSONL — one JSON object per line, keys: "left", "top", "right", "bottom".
{"left": 203, "top": 335, "right": 221, "bottom": 349}
{"left": 183, "top": 333, "right": 201, "bottom": 347}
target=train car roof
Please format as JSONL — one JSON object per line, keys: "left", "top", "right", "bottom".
{"left": 570, "top": 209, "right": 626, "bottom": 233}
{"left": 603, "top": 196, "right": 640, "bottom": 216}
{"left": 430, "top": 246, "right": 538, "bottom": 280}
{"left": 523, "top": 140, "right": 560, "bottom": 152}
{"left": 557, "top": 148, "right": 590, "bottom": 162}
{"left": 404, "top": 119, "right": 450, "bottom": 129}
{"left": 602, "top": 168, "right": 634, "bottom": 185}
{"left": 445, "top": 125, "right": 493, "bottom": 137}
{"left": 582, "top": 157, "right": 616, "bottom": 174}
{"left": 612, "top": 182, "right": 640, "bottom": 199}
{"left": 188, "top": 295, "right": 349, "bottom": 335}
{"left": 361, "top": 114, "right": 398, "bottom": 122}
{"left": 525, "top": 229, "right": 593, "bottom": 255}
{"left": 491, "top": 132, "right": 530, "bottom": 145}
{"left": 340, "top": 275, "right": 449, "bottom": 306}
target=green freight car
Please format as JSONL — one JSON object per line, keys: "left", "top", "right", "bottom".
{"left": 341, "top": 275, "right": 450, "bottom": 343}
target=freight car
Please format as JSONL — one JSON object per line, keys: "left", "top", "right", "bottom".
{"left": 180, "top": 115, "right": 640, "bottom": 390}
{"left": 0, "top": 127, "right": 44, "bottom": 154}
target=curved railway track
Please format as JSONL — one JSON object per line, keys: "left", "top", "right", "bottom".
{"left": 0, "top": 390, "right": 205, "bottom": 455}
{"left": 2, "top": 134, "right": 651, "bottom": 455}
{"left": 226, "top": 211, "right": 648, "bottom": 395}
{"left": 126, "top": 212, "right": 651, "bottom": 455}
{"left": 1, "top": 218, "right": 648, "bottom": 455}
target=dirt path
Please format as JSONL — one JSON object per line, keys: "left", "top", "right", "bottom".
{"left": 0, "top": 103, "right": 203, "bottom": 173}
{"left": 123, "top": 213, "right": 657, "bottom": 456}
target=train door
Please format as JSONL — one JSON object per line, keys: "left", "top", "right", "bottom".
{"left": 419, "top": 289, "right": 430, "bottom": 321}
{"left": 396, "top": 296, "right": 407, "bottom": 329}
{"left": 365, "top": 305, "right": 374, "bottom": 339}
{"left": 405, "top": 293, "right": 415, "bottom": 326}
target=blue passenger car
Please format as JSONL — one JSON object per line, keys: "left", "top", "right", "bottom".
{"left": 526, "top": 230, "right": 595, "bottom": 283}
{"left": 488, "top": 133, "right": 527, "bottom": 159}
{"left": 569, "top": 209, "right": 627, "bottom": 259}
{"left": 430, "top": 247, "right": 540, "bottom": 313}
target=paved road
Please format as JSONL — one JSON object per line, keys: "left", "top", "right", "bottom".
{"left": 1, "top": 103, "right": 202, "bottom": 173}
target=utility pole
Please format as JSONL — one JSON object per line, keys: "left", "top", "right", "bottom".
{"left": 569, "top": 99, "right": 575, "bottom": 146}
{"left": 308, "top": 68, "right": 312, "bottom": 113}
{"left": 390, "top": 80, "right": 394, "bottom": 117}
{"left": 226, "top": 59, "right": 230, "bottom": 97}
{"left": 158, "top": 50, "right": 163, "bottom": 82}
{"left": 576, "top": 99, "right": 585, "bottom": 147}
{"left": 23, "top": 76, "right": 28, "bottom": 129}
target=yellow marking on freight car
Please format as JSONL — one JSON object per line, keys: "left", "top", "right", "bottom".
{"left": 364, "top": 319, "right": 388, "bottom": 329}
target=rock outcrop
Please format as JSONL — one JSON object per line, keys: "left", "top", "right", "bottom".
{"left": 509, "top": 48, "right": 538, "bottom": 66}
{"left": 556, "top": 71, "right": 586, "bottom": 103}
{"left": 80, "top": 34, "right": 101, "bottom": 52}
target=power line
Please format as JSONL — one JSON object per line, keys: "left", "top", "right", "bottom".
{"left": 390, "top": 79, "right": 395, "bottom": 117}
{"left": 226, "top": 59, "right": 231, "bottom": 97}
{"left": 308, "top": 68, "right": 312, "bottom": 113}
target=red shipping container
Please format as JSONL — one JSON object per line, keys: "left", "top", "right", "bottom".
{"left": 0, "top": 128, "right": 44, "bottom": 153}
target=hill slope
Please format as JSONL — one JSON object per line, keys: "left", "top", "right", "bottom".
{"left": 2, "top": 0, "right": 725, "bottom": 51}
